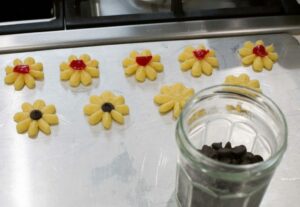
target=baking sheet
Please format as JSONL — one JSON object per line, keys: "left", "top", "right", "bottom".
{"left": 0, "top": 34, "right": 300, "bottom": 207}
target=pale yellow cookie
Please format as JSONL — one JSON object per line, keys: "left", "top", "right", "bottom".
{"left": 178, "top": 44, "right": 219, "bottom": 77}
{"left": 154, "top": 83, "right": 195, "bottom": 119}
{"left": 224, "top": 73, "right": 261, "bottom": 92}
{"left": 4, "top": 57, "right": 44, "bottom": 90}
{"left": 83, "top": 91, "right": 129, "bottom": 129}
{"left": 122, "top": 49, "right": 164, "bottom": 82}
{"left": 239, "top": 40, "right": 278, "bottom": 72}
{"left": 14, "top": 100, "right": 59, "bottom": 138}
{"left": 60, "top": 54, "right": 100, "bottom": 87}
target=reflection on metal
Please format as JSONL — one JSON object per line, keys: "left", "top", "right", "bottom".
{"left": 0, "top": 16, "right": 299, "bottom": 53}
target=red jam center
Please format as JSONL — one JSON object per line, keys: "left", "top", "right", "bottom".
{"left": 253, "top": 45, "right": 268, "bottom": 57}
{"left": 136, "top": 56, "right": 152, "bottom": 66}
{"left": 13, "top": 65, "right": 30, "bottom": 74}
{"left": 69, "top": 59, "right": 87, "bottom": 70}
{"left": 193, "top": 49, "right": 209, "bottom": 60}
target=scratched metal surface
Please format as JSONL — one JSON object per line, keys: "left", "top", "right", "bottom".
{"left": 0, "top": 33, "right": 299, "bottom": 207}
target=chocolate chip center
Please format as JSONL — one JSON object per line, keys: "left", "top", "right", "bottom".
{"left": 30, "top": 109, "right": 43, "bottom": 120}
{"left": 101, "top": 102, "right": 115, "bottom": 112}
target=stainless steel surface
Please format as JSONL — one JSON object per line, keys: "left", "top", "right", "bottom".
{"left": 0, "top": 16, "right": 300, "bottom": 54}
{"left": 81, "top": 0, "right": 170, "bottom": 17}
{"left": 0, "top": 33, "right": 299, "bottom": 207}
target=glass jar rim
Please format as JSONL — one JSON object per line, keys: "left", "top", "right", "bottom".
{"left": 176, "top": 84, "right": 288, "bottom": 174}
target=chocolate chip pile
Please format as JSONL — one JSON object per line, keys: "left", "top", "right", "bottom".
{"left": 199, "top": 142, "right": 264, "bottom": 165}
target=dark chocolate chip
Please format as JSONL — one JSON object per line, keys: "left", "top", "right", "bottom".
{"left": 219, "top": 157, "right": 232, "bottom": 164}
{"left": 212, "top": 142, "right": 222, "bottom": 150}
{"left": 101, "top": 102, "right": 115, "bottom": 112}
{"left": 200, "top": 145, "right": 218, "bottom": 159}
{"left": 30, "top": 110, "right": 43, "bottom": 120}
{"left": 225, "top": 142, "right": 232, "bottom": 149}
{"left": 251, "top": 155, "right": 264, "bottom": 163}
{"left": 218, "top": 148, "right": 232, "bottom": 157}
{"left": 232, "top": 145, "right": 247, "bottom": 157}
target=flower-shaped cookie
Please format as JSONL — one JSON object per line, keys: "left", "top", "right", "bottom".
{"left": 239, "top": 40, "right": 278, "bottom": 72}
{"left": 224, "top": 73, "right": 261, "bottom": 92}
{"left": 154, "top": 83, "right": 194, "bottom": 119}
{"left": 14, "top": 100, "right": 59, "bottom": 138}
{"left": 4, "top": 57, "right": 44, "bottom": 90}
{"left": 122, "top": 50, "right": 164, "bottom": 82}
{"left": 178, "top": 44, "right": 219, "bottom": 77}
{"left": 83, "top": 91, "right": 129, "bottom": 129}
{"left": 60, "top": 54, "right": 100, "bottom": 87}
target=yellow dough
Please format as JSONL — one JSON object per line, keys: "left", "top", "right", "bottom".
{"left": 224, "top": 73, "right": 261, "bottom": 92}
{"left": 4, "top": 57, "right": 44, "bottom": 90}
{"left": 226, "top": 104, "right": 247, "bottom": 114}
{"left": 14, "top": 100, "right": 59, "bottom": 138}
{"left": 154, "top": 83, "right": 195, "bottom": 119}
{"left": 83, "top": 91, "right": 129, "bottom": 129}
{"left": 122, "top": 50, "right": 164, "bottom": 82}
{"left": 239, "top": 40, "right": 278, "bottom": 72}
{"left": 60, "top": 54, "right": 100, "bottom": 87}
{"left": 178, "top": 44, "right": 219, "bottom": 77}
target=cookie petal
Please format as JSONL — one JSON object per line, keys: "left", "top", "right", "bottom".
{"left": 14, "top": 75, "right": 25, "bottom": 90}
{"left": 253, "top": 57, "right": 264, "bottom": 72}
{"left": 135, "top": 67, "right": 146, "bottom": 82}
{"left": 69, "top": 71, "right": 81, "bottom": 87}
{"left": 102, "top": 112, "right": 112, "bottom": 129}
{"left": 191, "top": 61, "right": 202, "bottom": 77}
{"left": 111, "top": 110, "right": 124, "bottom": 124}
{"left": 84, "top": 104, "right": 101, "bottom": 115}
{"left": 16, "top": 118, "right": 31, "bottom": 133}
{"left": 42, "top": 114, "right": 59, "bottom": 125}
{"left": 145, "top": 66, "right": 157, "bottom": 81}
{"left": 115, "top": 105, "right": 129, "bottom": 115}
{"left": 28, "top": 121, "right": 39, "bottom": 138}
{"left": 88, "top": 110, "right": 103, "bottom": 125}
{"left": 4, "top": 73, "right": 18, "bottom": 84}
{"left": 159, "top": 100, "right": 175, "bottom": 113}
{"left": 81, "top": 70, "right": 92, "bottom": 86}
{"left": 38, "top": 119, "right": 51, "bottom": 135}
{"left": 24, "top": 74, "right": 36, "bottom": 89}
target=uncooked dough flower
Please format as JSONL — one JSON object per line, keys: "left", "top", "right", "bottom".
{"left": 4, "top": 57, "right": 44, "bottom": 90}
{"left": 14, "top": 100, "right": 59, "bottom": 138}
{"left": 224, "top": 73, "right": 261, "bottom": 92}
{"left": 239, "top": 40, "right": 278, "bottom": 72}
{"left": 83, "top": 91, "right": 129, "bottom": 129}
{"left": 122, "top": 50, "right": 164, "bottom": 82}
{"left": 60, "top": 54, "right": 100, "bottom": 87}
{"left": 178, "top": 44, "right": 219, "bottom": 77}
{"left": 154, "top": 83, "right": 194, "bottom": 119}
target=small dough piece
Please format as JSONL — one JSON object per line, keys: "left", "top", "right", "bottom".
{"left": 83, "top": 91, "right": 130, "bottom": 130}
{"left": 60, "top": 54, "right": 100, "bottom": 87}
{"left": 178, "top": 44, "right": 219, "bottom": 77}
{"left": 122, "top": 50, "right": 164, "bottom": 82}
{"left": 4, "top": 57, "right": 44, "bottom": 90}
{"left": 154, "top": 83, "right": 195, "bottom": 119}
{"left": 238, "top": 40, "right": 278, "bottom": 72}
{"left": 13, "top": 100, "right": 59, "bottom": 138}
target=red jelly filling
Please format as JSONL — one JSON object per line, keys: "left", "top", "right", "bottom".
{"left": 136, "top": 56, "right": 152, "bottom": 66}
{"left": 193, "top": 49, "right": 209, "bottom": 60}
{"left": 253, "top": 45, "right": 268, "bottom": 57}
{"left": 70, "top": 59, "right": 87, "bottom": 70}
{"left": 13, "top": 65, "right": 30, "bottom": 74}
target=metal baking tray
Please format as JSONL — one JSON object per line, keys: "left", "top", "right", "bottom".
{"left": 0, "top": 33, "right": 299, "bottom": 207}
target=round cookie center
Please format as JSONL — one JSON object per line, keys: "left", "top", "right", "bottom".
{"left": 136, "top": 56, "right": 152, "bottom": 66}
{"left": 253, "top": 45, "right": 268, "bottom": 57}
{"left": 70, "top": 59, "right": 87, "bottom": 70}
{"left": 193, "top": 49, "right": 209, "bottom": 60}
{"left": 13, "top": 65, "right": 30, "bottom": 74}
{"left": 101, "top": 102, "right": 115, "bottom": 112}
{"left": 30, "top": 110, "right": 43, "bottom": 120}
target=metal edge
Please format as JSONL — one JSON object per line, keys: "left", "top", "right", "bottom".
{"left": 0, "top": 15, "right": 300, "bottom": 54}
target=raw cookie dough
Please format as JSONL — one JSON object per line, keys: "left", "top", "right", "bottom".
{"left": 14, "top": 99, "right": 59, "bottom": 138}
{"left": 154, "top": 83, "right": 194, "bottom": 119}
{"left": 224, "top": 73, "right": 261, "bottom": 92}
{"left": 83, "top": 91, "right": 129, "bottom": 129}
{"left": 239, "top": 40, "right": 279, "bottom": 72}
{"left": 122, "top": 49, "right": 164, "bottom": 82}
{"left": 178, "top": 44, "right": 219, "bottom": 77}
{"left": 60, "top": 54, "right": 100, "bottom": 87}
{"left": 4, "top": 57, "right": 44, "bottom": 90}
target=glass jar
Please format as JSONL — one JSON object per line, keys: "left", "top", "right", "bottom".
{"left": 175, "top": 85, "right": 287, "bottom": 207}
